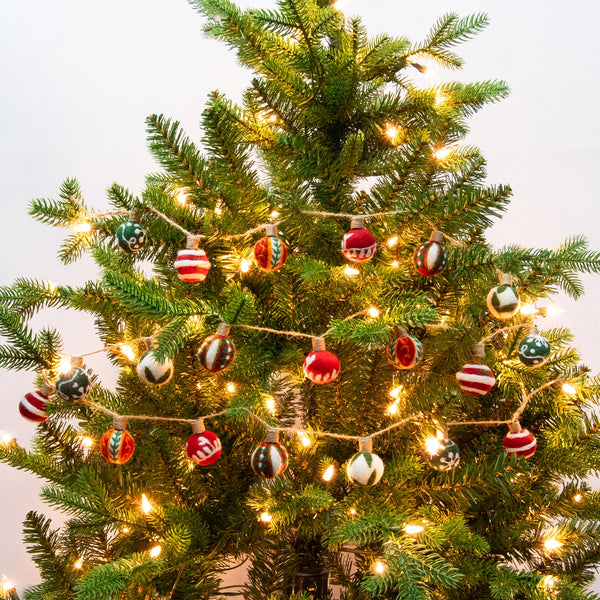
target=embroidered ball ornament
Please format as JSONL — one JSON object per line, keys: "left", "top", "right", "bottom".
{"left": 136, "top": 351, "right": 174, "bottom": 386}
{"left": 56, "top": 367, "right": 91, "bottom": 401}
{"left": 174, "top": 247, "right": 211, "bottom": 282}
{"left": 503, "top": 427, "right": 537, "bottom": 459}
{"left": 254, "top": 226, "right": 288, "bottom": 271}
{"left": 198, "top": 329, "right": 236, "bottom": 373}
{"left": 347, "top": 451, "right": 385, "bottom": 486}
{"left": 250, "top": 433, "right": 289, "bottom": 479}
{"left": 425, "top": 438, "right": 460, "bottom": 471}
{"left": 386, "top": 335, "right": 423, "bottom": 370}
{"left": 341, "top": 226, "right": 377, "bottom": 263}
{"left": 456, "top": 364, "right": 496, "bottom": 396}
{"left": 100, "top": 427, "right": 135, "bottom": 465}
{"left": 187, "top": 430, "right": 222, "bottom": 466}
{"left": 116, "top": 220, "right": 146, "bottom": 254}
{"left": 413, "top": 232, "right": 447, "bottom": 276}
{"left": 304, "top": 348, "right": 340, "bottom": 384}
{"left": 486, "top": 284, "right": 520, "bottom": 320}
{"left": 518, "top": 333, "right": 551, "bottom": 367}
{"left": 19, "top": 389, "right": 50, "bottom": 423}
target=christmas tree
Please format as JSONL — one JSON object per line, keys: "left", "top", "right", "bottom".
{"left": 2, "top": 0, "right": 600, "bottom": 599}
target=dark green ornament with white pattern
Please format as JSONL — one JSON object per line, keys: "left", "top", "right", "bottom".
{"left": 116, "top": 220, "right": 147, "bottom": 253}
{"left": 425, "top": 438, "right": 460, "bottom": 471}
{"left": 518, "top": 329, "right": 551, "bottom": 367}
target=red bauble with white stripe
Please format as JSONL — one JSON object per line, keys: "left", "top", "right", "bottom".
{"left": 456, "top": 363, "right": 496, "bottom": 396}
{"left": 503, "top": 426, "right": 537, "bottom": 459}
{"left": 341, "top": 217, "right": 377, "bottom": 263}
{"left": 19, "top": 389, "right": 50, "bottom": 423}
{"left": 174, "top": 247, "right": 211, "bottom": 283}
{"left": 187, "top": 429, "right": 222, "bottom": 466}
{"left": 304, "top": 350, "right": 340, "bottom": 384}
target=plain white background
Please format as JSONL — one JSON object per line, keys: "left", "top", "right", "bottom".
{"left": 1, "top": 0, "right": 600, "bottom": 593}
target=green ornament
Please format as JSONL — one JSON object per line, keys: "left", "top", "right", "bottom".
{"left": 425, "top": 438, "right": 460, "bottom": 471}
{"left": 116, "top": 220, "right": 146, "bottom": 253}
{"left": 518, "top": 334, "right": 550, "bottom": 367}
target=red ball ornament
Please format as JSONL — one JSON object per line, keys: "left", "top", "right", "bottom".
{"left": 341, "top": 217, "right": 377, "bottom": 263}
{"left": 175, "top": 237, "right": 211, "bottom": 282}
{"left": 456, "top": 363, "right": 496, "bottom": 396}
{"left": 100, "top": 418, "right": 135, "bottom": 465}
{"left": 413, "top": 231, "right": 447, "bottom": 276}
{"left": 386, "top": 333, "right": 423, "bottom": 370}
{"left": 198, "top": 324, "right": 236, "bottom": 373}
{"left": 186, "top": 421, "right": 222, "bottom": 466}
{"left": 303, "top": 338, "right": 340, "bottom": 384}
{"left": 19, "top": 386, "right": 52, "bottom": 423}
{"left": 503, "top": 423, "right": 537, "bottom": 459}
{"left": 250, "top": 429, "right": 288, "bottom": 479}
{"left": 254, "top": 225, "right": 288, "bottom": 271}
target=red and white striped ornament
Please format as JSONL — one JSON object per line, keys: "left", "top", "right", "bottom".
{"left": 250, "top": 429, "right": 288, "bottom": 479}
{"left": 456, "top": 364, "right": 496, "bottom": 396}
{"left": 503, "top": 422, "right": 537, "bottom": 459}
{"left": 303, "top": 338, "right": 340, "bottom": 384}
{"left": 186, "top": 420, "right": 222, "bottom": 466}
{"left": 174, "top": 236, "right": 211, "bottom": 283}
{"left": 198, "top": 323, "right": 236, "bottom": 373}
{"left": 341, "top": 217, "right": 377, "bottom": 263}
{"left": 19, "top": 383, "right": 53, "bottom": 423}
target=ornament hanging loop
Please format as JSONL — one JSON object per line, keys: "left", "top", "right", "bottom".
{"left": 217, "top": 322, "right": 231, "bottom": 336}
{"left": 113, "top": 415, "right": 127, "bottom": 431}
{"left": 350, "top": 216, "right": 365, "bottom": 229}
{"left": 186, "top": 235, "right": 201, "bottom": 250}
{"left": 265, "top": 224, "right": 277, "bottom": 237}
{"left": 430, "top": 230, "right": 444, "bottom": 244}
{"left": 71, "top": 356, "right": 84, "bottom": 368}
{"left": 192, "top": 419, "right": 206, "bottom": 434}
{"left": 40, "top": 381, "right": 55, "bottom": 396}
{"left": 472, "top": 341, "right": 485, "bottom": 361}
{"left": 312, "top": 337, "right": 326, "bottom": 352}
{"left": 508, "top": 420, "right": 522, "bottom": 433}
{"left": 266, "top": 428, "right": 279, "bottom": 443}
{"left": 358, "top": 437, "right": 373, "bottom": 453}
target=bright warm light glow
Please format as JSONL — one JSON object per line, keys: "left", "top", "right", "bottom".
{"left": 435, "top": 91, "right": 447, "bottom": 106}
{"left": 196, "top": 382, "right": 202, "bottom": 390}
{"left": 574, "top": 493, "right": 583, "bottom": 502}
{"left": 344, "top": 266, "right": 360, "bottom": 276}
{"left": 323, "top": 465, "right": 335, "bottom": 481}
{"left": 374, "top": 561, "right": 385, "bottom": 574}
{"left": 544, "top": 538, "right": 564, "bottom": 552}
{"left": 149, "top": 545, "right": 162, "bottom": 558}
{"left": 404, "top": 524, "right": 424, "bottom": 535}
{"left": 226, "top": 382, "right": 236, "bottom": 393}
{"left": 434, "top": 147, "right": 452, "bottom": 160}
{"left": 141, "top": 494, "right": 153, "bottom": 514}
{"left": 387, "top": 236, "right": 399, "bottom": 248}
{"left": 389, "top": 386, "right": 404, "bottom": 399}
{"left": 270, "top": 210, "right": 280, "bottom": 219}
{"left": 265, "top": 397, "right": 276, "bottom": 414}
{"left": 1, "top": 433, "right": 14, "bottom": 445}
{"left": 541, "top": 575, "right": 556, "bottom": 590}
{"left": 425, "top": 437, "right": 443, "bottom": 456}
{"left": 387, "top": 400, "right": 399, "bottom": 415}
{"left": 391, "top": 260, "right": 399, "bottom": 269}
{"left": 58, "top": 355, "right": 73, "bottom": 374}
{"left": 349, "top": 507, "right": 357, "bottom": 515}
{"left": 546, "top": 306, "right": 565, "bottom": 317}
{"left": 119, "top": 344, "right": 136, "bottom": 361}
{"left": 214, "top": 207, "right": 223, "bottom": 215}
{"left": 122, "top": 527, "right": 130, "bottom": 534}
{"left": 240, "top": 258, "right": 250, "bottom": 273}
{"left": 80, "top": 436, "right": 94, "bottom": 448}
{"left": 298, "top": 432, "right": 312, "bottom": 447}
{"left": 562, "top": 383, "right": 577, "bottom": 396}
{"left": 1, "top": 576, "right": 15, "bottom": 592}
{"left": 384, "top": 124, "right": 401, "bottom": 145}
{"left": 519, "top": 304, "right": 536, "bottom": 315}
{"left": 260, "top": 512, "right": 272, "bottom": 523}
{"left": 74, "top": 558, "right": 83, "bottom": 569}
{"left": 73, "top": 221, "right": 92, "bottom": 233}
{"left": 368, "top": 307, "right": 380, "bottom": 318}
{"left": 175, "top": 189, "right": 188, "bottom": 205}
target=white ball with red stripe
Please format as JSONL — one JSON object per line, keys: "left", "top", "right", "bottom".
{"left": 456, "top": 364, "right": 496, "bottom": 396}
{"left": 19, "top": 390, "right": 50, "bottom": 423}
{"left": 503, "top": 427, "right": 537, "bottom": 458}
{"left": 174, "top": 248, "right": 211, "bottom": 282}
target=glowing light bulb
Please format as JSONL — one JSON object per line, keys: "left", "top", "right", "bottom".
{"left": 58, "top": 355, "right": 73, "bottom": 374}
{"left": 270, "top": 210, "right": 280, "bottom": 219}
{"left": 73, "top": 221, "right": 92, "bottom": 233}
{"left": 226, "top": 382, "right": 236, "bottom": 393}
{"left": 149, "top": 545, "right": 162, "bottom": 558}
{"left": 260, "top": 512, "right": 272, "bottom": 523}
{"left": 1, "top": 433, "right": 14, "bottom": 445}
{"left": 1, "top": 576, "right": 15, "bottom": 593}
{"left": 544, "top": 538, "right": 563, "bottom": 552}
{"left": 119, "top": 344, "right": 136, "bottom": 361}
{"left": 240, "top": 258, "right": 250, "bottom": 273}
{"left": 349, "top": 507, "right": 357, "bottom": 515}
{"left": 368, "top": 307, "right": 380, "bottom": 318}
{"left": 541, "top": 575, "right": 556, "bottom": 590}
{"left": 404, "top": 524, "right": 424, "bottom": 534}
{"left": 122, "top": 527, "right": 130, "bottom": 534}
{"left": 389, "top": 386, "right": 403, "bottom": 399}
{"left": 425, "top": 436, "right": 443, "bottom": 456}
{"left": 374, "top": 561, "right": 385, "bottom": 574}
{"left": 519, "top": 304, "right": 536, "bottom": 315}
{"left": 298, "top": 432, "right": 312, "bottom": 447}
{"left": 264, "top": 397, "right": 276, "bottom": 414}
{"left": 562, "top": 383, "right": 577, "bottom": 396}
{"left": 574, "top": 493, "right": 583, "bottom": 502}
{"left": 434, "top": 147, "right": 452, "bottom": 160}
{"left": 387, "top": 400, "right": 399, "bottom": 415}
{"left": 80, "top": 436, "right": 93, "bottom": 449}
{"left": 435, "top": 91, "right": 447, "bottom": 106}
{"left": 74, "top": 558, "right": 84, "bottom": 569}
{"left": 387, "top": 236, "right": 399, "bottom": 248}
{"left": 214, "top": 207, "right": 223, "bottom": 215}
{"left": 391, "top": 260, "right": 399, "bottom": 268}
{"left": 344, "top": 266, "right": 360, "bottom": 276}
{"left": 323, "top": 465, "right": 335, "bottom": 481}
{"left": 175, "top": 189, "right": 188, "bottom": 205}
{"left": 384, "top": 124, "right": 401, "bottom": 144}
{"left": 141, "top": 494, "right": 153, "bottom": 514}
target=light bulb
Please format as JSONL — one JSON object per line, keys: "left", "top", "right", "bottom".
{"left": 404, "top": 524, "right": 424, "bottom": 534}
{"left": 1, "top": 576, "right": 15, "bottom": 593}
{"left": 389, "top": 386, "right": 404, "bottom": 398}
{"left": 270, "top": 210, "right": 280, "bottom": 219}
{"left": 344, "top": 266, "right": 360, "bottom": 276}
{"left": 149, "top": 545, "right": 162, "bottom": 558}
{"left": 298, "top": 432, "right": 312, "bottom": 447}
{"left": 574, "top": 493, "right": 583, "bottom": 502}
{"left": 240, "top": 258, "right": 250, "bottom": 273}
{"left": 541, "top": 575, "right": 556, "bottom": 590}
{"left": 384, "top": 124, "right": 400, "bottom": 144}
{"left": 73, "top": 221, "right": 92, "bottom": 233}
{"left": 260, "top": 512, "right": 272, "bottom": 523}
{"left": 1, "top": 433, "right": 14, "bottom": 445}
{"left": 434, "top": 147, "right": 452, "bottom": 160}
{"left": 425, "top": 437, "right": 443, "bottom": 456}
{"left": 214, "top": 207, "right": 223, "bottom": 215}
{"left": 562, "top": 383, "right": 577, "bottom": 396}
{"left": 519, "top": 304, "right": 536, "bottom": 315}
{"left": 141, "top": 494, "right": 153, "bottom": 514}
{"left": 74, "top": 558, "right": 83, "bottom": 569}
{"left": 58, "top": 355, "right": 73, "bottom": 374}
{"left": 80, "top": 436, "right": 93, "bottom": 449}
{"left": 119, "top": 344, "right": 136, "bottom": 361}
{"left": 544, "top": 538, "right": 563, "bottom": 552}
{"left": 435, "top": 91, "right": 447, "bottom": 106}
{"left": 323, "top": 465, "right": 335, "bottom": 481}
{"left": 368, "top": 307, "right": 380, "bottom": 318}
{"left": 387, "top": 236, "right": 399, "bottom": 248}
{"left": 374, "top": 561, "right": 385, "bottom": 574}
{"left": 391, "top": 260, "right": 399, "bottom": 268}
{"left": 226, "top": 382, "right": 236, "bottom": 393}
{"left": 122, "top": 527, "right": 130, "bottom": 534}
{"left": 387, "top": 400, "right": 399, "bottom": 415}
{"left": 264, "top": 397, "right": 276, "bottom": 414}
{"left": 175, "top": 189, "right": 188, "bottom": 205}
{"left": 349, "top": 507, "right": 357, "bottom": 515}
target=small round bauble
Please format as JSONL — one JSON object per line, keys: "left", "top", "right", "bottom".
{"left": 425, "top": 438, "right": 460, "bottom": 471}
{"left": 174, "top": 248, "right": 211, "bottom": 282}
{"left": 518, "top": 334, "right": 551, "bottom": 367}
{"left": 413, "top": 240, "right": 447, "bottom": 276}
{"left": 456, "top": 364, "right": 496, "bottom": 396}
{"left": 56, "top": 368, "right": 91, "bottom": 401}
{"left": 386, "top": 335, "right": 423, "bottom": 370}
{"left": 486, "top": 284, "right": 520, "bottom": 320}
{"left": 303, "top": 350, "right": 340, "bottom": 384}
{"left": 347, "top": 451, "right": 384, "bottom": 486}
{"left": 136, "top": 351, "right": 174, "bottom": 386}
{"left": 341, "top": 228, "right": 377, "bottom": 262}
{"left": 186, "top": 430, "right": 222, "bottom": 466}
{"left": 254, "top": 235, "right": 288, "bottom": 271}
{"left": 198, "top": 333, "right": 236, "bottom": 373}
{"left": 503, "top": 428, "right": 537, "bottom": 459}
{"left": 100, "top": 428, "right": 135, "bottom": 465}
{"left": 116, "top": 220, "right": 146, "bottom": 254}
{"left": 250, "top": 441, "right": 289, "bottom": 478}
{"left": 19, "top": 390, "right": 50, "bottom": 423}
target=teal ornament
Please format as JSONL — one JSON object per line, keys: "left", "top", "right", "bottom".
{"left": 116, "top": 220, "right": 146, "bottom": 253}
{"left": 56, "top": 367, "right": 91, "bottom": 401}
{"left": 486, "top": 284, "right": 520, "bottom": 319}
{"left": 347, "top": 451, "right": 384, "bottom": 486}
{"left": 136, "top": 351, "right": 174, "bottom": 386}
{"left": 518, "top": 333, "right": 550, "bottom": 367}
{"left": 425, "top": 438, "right": 460, "bottom": 471}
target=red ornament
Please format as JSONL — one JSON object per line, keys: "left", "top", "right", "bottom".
{"left": 303, "top": 339, "right": 340, "bottom": 384}
{"left": 386, "top": 334, "right": 423, "bottom": 369}
{"left": 250, "top": 429, "right": 288, "bottom": 478}
{"left": 456, "top": 364, "right": 496, "bottom": 396}
{"left": 413, "top": 231, "right": 447, "bottom": 276}
{"left": 341, "top": 217, "right": 376, "bottom": 263}
{"left": 19, "top": 388, "right": 51, "bottom": 423}
{"left": 100, "top": 418, "right": 135, "bottom": 465}
{"left": 174, "top": 241, "right": 211, "bottom": 283}
{"left": 503, "top": 424, "right": 537, "bottom": 459}
{"left": 187, "top": 423, "right": 222, "bottom": 466}
{"left": 254, "top": 225, "right": 288, "bottom": 271}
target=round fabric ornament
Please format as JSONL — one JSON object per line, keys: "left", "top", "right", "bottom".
{"left": 347, "top": 451, "right": 384, "bottom": 486}
{"left": 174, "top": 246, "right": 211, "bottom": 283}
{"left": 303, "top": 339, "right": 340, "bottom": 384}
{"left": 19, "top": 388, "right": 50, "bottom": 423}
{"left": 56, "top": 366, "right": 91, "bottom": 401}
{"left": 503, "top": 424, "right": 537, "bottom": 459}
{"left": 341, "top": 217, "right": 377, "bottom": 263}
{"left": 250, "top": 430, "right": 288, "bottom": 478}
{"left": 517, "top": 331, "right": 550, "bottom": 367}
{"left": 187, "top": 429, "right": 222, "bottom": 466}
{"left": 198, "top": 325, "right": 235, "bottom": 373}
{"left": 424, "top": 437, "right": 460, "bottom": 471}
{"left": 456, "top": 363, "right": 496, "bottom": 396}
{"left": 254, "top": 225, "right": 288, "bottom": 271}
{"left": 486, "top": 282, "right": 520, "bottom": 320}
{"left": 116, "top": 220, "right": 146, "bottom": 254}
{"left": 413, "top": 231, "right": 447, "bottom": 276}
{"left": 100, "top": 427, "right": 135, "bottom": 465}
{"left": 136, "top": 350, "right": 174, "bottom": 386}
{"left": 386, "top": 334, "right": 423, "bottom": 370}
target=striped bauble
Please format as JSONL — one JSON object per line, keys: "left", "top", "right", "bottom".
{"left": 250, "top": 441, "right": 289, "bottom": 478}
{"left": 19, "top": 390, "right": 50, "bottom": 423}
{"left": 198, "top": 333, "right": 236, "bottom": 373}
{"left": 413, "top": 239, "right": 447, "bottom": 276}
{"left": 174, "top": 247, "right": 211, "bottom": 282}
{"left": 456, "top": 363, "right": 496, "bottom": 396}
{"left": 503, "top": 427, "right": 537, "bottom": 459}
